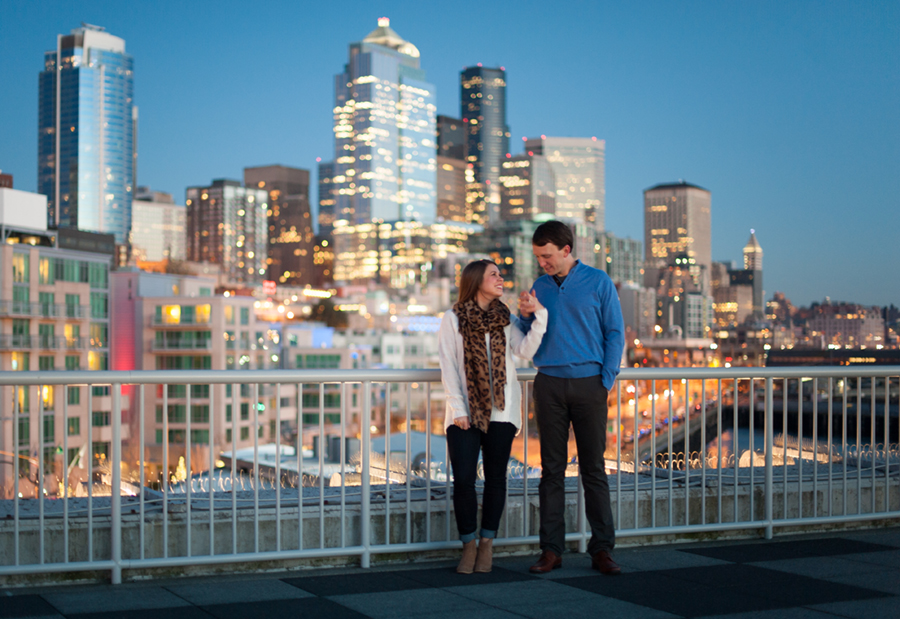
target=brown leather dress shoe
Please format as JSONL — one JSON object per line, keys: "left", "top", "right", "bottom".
{"left": 529, "top": 549, "right": 562, "bottom": 573}
{"left": 591, "top": 550, "right": 621, "bottom": 575}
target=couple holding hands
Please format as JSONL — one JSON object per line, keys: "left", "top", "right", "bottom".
{"left": 438, "top": 220, "right": 626, "bottom": 576}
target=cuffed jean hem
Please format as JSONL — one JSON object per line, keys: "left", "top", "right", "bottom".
{"left": 459, "top": 531, "right": 477, "bottom": 544}
{"left": 480, "top": 529, "right": 497, "bottom": 539}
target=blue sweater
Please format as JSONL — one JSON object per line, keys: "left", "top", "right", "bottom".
{"left": 521, "top": 261, "right": 625, "bottom": 389}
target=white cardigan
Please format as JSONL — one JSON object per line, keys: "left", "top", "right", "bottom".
{"left": 438, "top": 306, "right": 548, "bottom": 432}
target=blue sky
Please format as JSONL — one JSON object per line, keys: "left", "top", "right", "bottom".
{"left": 1, "top": 0, "right": 897, "bottom": 306}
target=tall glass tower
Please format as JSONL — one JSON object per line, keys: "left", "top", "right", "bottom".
{"left": 460, "top": 66, "right": 509, "bottom": 226}
{"left": 38, "top": 24, "right": 135, "bottom": 244}
{"left": 332, "top": 18, "right": 437, "bottom": 225}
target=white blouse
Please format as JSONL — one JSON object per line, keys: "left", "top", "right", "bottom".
{"left": 438, "top": 306, "right": 548, "bottom": 432}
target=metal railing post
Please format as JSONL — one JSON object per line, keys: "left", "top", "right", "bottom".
{"left": 361, "top": 380, "right": 371, "bottom": 568}
{"left": 764, "top": 376, "right": 774, "bottom": 539}
{"left": 111, "top": 382, "right": 122, "bottom": 584}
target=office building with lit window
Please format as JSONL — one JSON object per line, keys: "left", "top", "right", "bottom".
{"left": 599, "top": 232, "right": 643, "bottom": 285}
{"left": 742, "top": 230, "right": 764, "bottom": 315}
{"left": 524, "top": 136, "right": 605, "bottom": 230}
{"left": 332, "top": 219, "right": 477, "bottom": 289}
{"left": 244, "top": 165, "right": 314, "bottom": 286}
{"left": 461, "top": 66, "right": 509, "bottom": 226}
{"left": 38, "top": 24, "right": 135, "bottom": 244}
{"left": 468, "top": 220, "right": 542, "bottom": 295}
{"left": 436, "top": 157, "right": 468, "bottom": 223}
{"left": 643, "top": 181, "right": 711, "bottom": 273}
{"left": 185, "top": 179, "right": 268, "bottom": 284}
{"left": 332, "top": 18, "right": 437, "bottom": 225}
{"left": 0, "top": 187, "right": 113, "bottom": 498}
{"left": 437, "top": 115, "right": 466, "bottom": 161}
{"left": 317, "top": 160, "right": 337, "bottom": 239}
{"left": 130, "top": 187, "right": 186, "bottom": 264}
{"left": 499, "top": 153, "right": 557, "bottom": 221}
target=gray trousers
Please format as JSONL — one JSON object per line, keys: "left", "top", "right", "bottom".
{"left": 534, "top": 372, "right": 615, "bottom": 556}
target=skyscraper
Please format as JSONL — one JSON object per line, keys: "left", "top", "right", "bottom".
{"left": 244, "top": 165, "right": 314, "bottom": 286}
{"left": 498, "top": 153, "right": 556, "bottom": 221}
{"left": 524, "top": 136, "right": 605, "bottom": 231}
{"left": 185, "top": 180, "right": 268, "bottom": 284}
{"left": 643, "top": 181, "right": 711, "bottom": 273}
{"left": 38, "top": 24, "right": 135, "bottom": 244}
{"left": 332, "top": 18, "right": 437, "bottom": 225}
{"left": 460, "top": 66, "right": 509, "bottom": 226}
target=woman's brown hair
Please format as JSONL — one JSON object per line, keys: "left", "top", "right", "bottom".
{"left": 456, "top": 260, "right": 497, "bottom": 306}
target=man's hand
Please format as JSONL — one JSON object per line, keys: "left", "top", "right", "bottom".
{"left": 518, "top": 289, "right": 541, "bottom": 317}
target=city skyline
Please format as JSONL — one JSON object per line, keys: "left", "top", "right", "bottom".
{"left": 1, "top": 1, "right": 897, "bottom": 306}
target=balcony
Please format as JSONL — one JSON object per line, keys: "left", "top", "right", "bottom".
{"left": 151, "top": 317, "right": 212, "bottom": 328}
{"left": 151, "top": 339, "right": 213, "bottom": 351}
{"left": 0, "top": 334, "right": 33, "bottom": 349}
{"left": 0, "top": 301, "right": 89, "bottom": 319}
{"left": 0, "top": 365, "right": 897, "bottom": 585}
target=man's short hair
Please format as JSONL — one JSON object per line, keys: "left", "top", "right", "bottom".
{"left": 532, "top": 220, "right": 574, "bottom": 251}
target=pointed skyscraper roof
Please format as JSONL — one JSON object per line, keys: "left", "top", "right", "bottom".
{"left": 363, "top": 17, "right": 420, "bottom": 57}
{"left": 743, "top": 229, "right": 763, "bottom": 270}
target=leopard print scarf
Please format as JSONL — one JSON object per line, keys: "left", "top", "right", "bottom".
{"left": 453, "top": 298, "right": 510, "bottom": 433}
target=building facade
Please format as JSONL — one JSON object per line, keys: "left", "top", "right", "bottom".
{"left": 460, "top": 66, "right": 509, "bottom": 226}
{"left": 436, "top": 115, "right": 466, "bottom": 161}
{"left": 499, "top": 153, "right": 557, "bottom": 221}
{"left": 436, "top": 157, "right": 468, "bottom": 223}
{"left": 332, "top": 220, "right": 477, "bottom": 289}
{"left": 0, "top": 189, "right": 113, "bottom": 498}
{"left": 332, "top": 18, "right": 437, "bottom": 225}
{"left": 244, "top": 165, "right": 314, "bottom": 286}
{"left": 524, "top": 137, "right": 605, "bottom": 231}
{"left": 130, "top": 187, "right": 186, "bottom": 264}
{"left": 185, "top": 180, "right": 268, "bottom": 284}
{"left": 600, "top": 232, "right": 643, "bottom": 285}
{"left": 38, "top": 24, "right": 135, "bottom": 243}
{"left": 643, "top": 181, "right": 711, "bottom": 273}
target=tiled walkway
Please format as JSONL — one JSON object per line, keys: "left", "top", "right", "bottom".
{"left": 3, "top": 528, "right": 899, "bottom": 618}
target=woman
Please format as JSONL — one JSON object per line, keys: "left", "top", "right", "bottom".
{"left": 438, "top": 260, "right": 547, "bottom": 574}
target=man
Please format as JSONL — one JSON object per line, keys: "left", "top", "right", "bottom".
{"left": 518, "top": 220, "right": 625, "bottom": 575}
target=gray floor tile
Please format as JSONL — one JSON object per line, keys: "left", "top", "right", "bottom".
{"left": 495, "top": 552, "right": 597, "bottom": 579}
{"left": 842, "top": 548, "right": 900, "bottom": 568}
{"left": 824, "top": 570, "right": 900, "bottom": 595}
{"left": 810, "top": 595, "right": 900, "bottom": 618}
{"left": 616, "top": 548, "right": 733, "bottom": 572}
{"left": 701, "top": 609, "right": 838, "bottom": 619}
{"left": 446, "top": 579, "right": 602, "bottom": 606}
{"left": 749, "top": 556, "right": 883, "bottom": 579}
{"left": 43, "top": 587, "right": 191, "bottom": 614}
{"left": 506, "top": 597, "right": 679, "bottom": 619}
{"left": 841, "top": 529, "right": 900, "bottom": 548}
{"left": 165, "top": 578, "right": 314, "bottom": 605}
{"left": 329, "top": 588, "right": 491, "bottom": 619}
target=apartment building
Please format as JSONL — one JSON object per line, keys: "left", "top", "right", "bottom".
{"left": 0, "top": 188, "right": 114, "bottom": 498}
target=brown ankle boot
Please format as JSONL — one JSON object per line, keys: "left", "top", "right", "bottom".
{"left": 457, "top": 539, "right": 477, "bottom": 574}
{"left": 474, "top": 537, "right": 493, "bottom": 573}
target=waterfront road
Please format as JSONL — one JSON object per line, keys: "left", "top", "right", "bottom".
{"left": 2, "top": 528, "right": 899, "bottom": 618}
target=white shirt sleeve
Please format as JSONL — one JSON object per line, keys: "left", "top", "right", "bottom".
{"left": 510, "top": 307, "right": 548, "bottom": 361}
{"left": 438, "top": 311, "right": 468, "bottom": 420}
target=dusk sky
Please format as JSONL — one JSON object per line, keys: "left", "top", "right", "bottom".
{"left": 1, "top": 0, "right": 897, "bottom": 307}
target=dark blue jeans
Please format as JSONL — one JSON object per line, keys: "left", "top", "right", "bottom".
{"left": 447, "top": 421, "right": 517, "bottom": 543}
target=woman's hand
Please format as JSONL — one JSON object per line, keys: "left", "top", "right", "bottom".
{"left": 453, "top": 417, "right": 470, "bottom": 430}
{"left": 518, "top": 289, "right": 542, "bottom": 317}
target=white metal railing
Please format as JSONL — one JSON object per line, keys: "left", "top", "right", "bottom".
{"left": 0, "top": 366, "right": 897, "bottom": 584}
